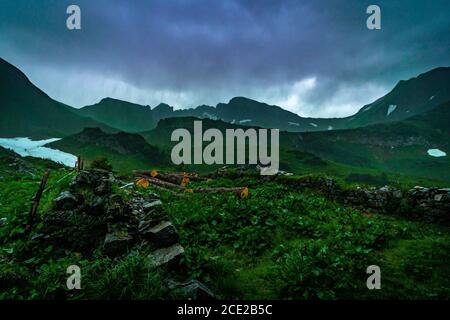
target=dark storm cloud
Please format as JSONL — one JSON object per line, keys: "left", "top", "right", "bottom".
{"left": 0, "top": 0, "right": 449, "bottom": 116}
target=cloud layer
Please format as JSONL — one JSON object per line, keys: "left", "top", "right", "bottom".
{"left": 0, "top": 0, "right": 449, "bottom": 117}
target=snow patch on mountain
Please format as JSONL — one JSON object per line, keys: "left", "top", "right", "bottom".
{"left": 309, "top": 123, "right": 318, "bottom": 127}
{"left": 288, "top": 122, "right": 300, "bottom": 126}
{"left": 387, "top": 104, "right": 397, "bottom": 116}
{"left": 427, "top": 149, "right": 446, "bottom": 157}
{"left": 202, "top": 112, "right": 217, "bottom": 120}
{"left": 0, "top": 137, "right": 77, "bottom": 167}
{"left": 239, "top": 119, "right": 252, "bottom": 124}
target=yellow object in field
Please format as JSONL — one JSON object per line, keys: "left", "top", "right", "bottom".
{"left": 181, "top": 176, "right": 190, "bottom": 187}
{"left": 150, "top": 169, "right": 158, "bottom": 177}
{"left": 136, "top": 178, "right": 150, "bottom": 188}
{"left": 240, "top": 187, "right": 249, "bottom": 198}
{"left": 185, "top": 188, "right": 194, "bottom": 193}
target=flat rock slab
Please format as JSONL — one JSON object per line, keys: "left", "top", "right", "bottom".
{"left": 149, "top": 243, "right": 184, "bottom": 267}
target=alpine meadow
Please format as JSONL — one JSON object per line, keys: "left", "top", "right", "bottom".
{"left": 0, "top": 0, "right": 449, "bottom": 307}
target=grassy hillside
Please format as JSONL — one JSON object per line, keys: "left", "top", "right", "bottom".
{"left": 140, "top": 115, "right": 449, "bottom": 186}
{"left": 77, "top": 98, "right": 157, "bottom": 133}
{"left": 0, "top": 159, "right": 448, "bottom": 299}
{"left": 347, "top": 67, "right": 450, "bottom": 128}
{"left": 0, "top": 58, "right": 116, "bottom": 138}
{"left": 287, "top": 101, "right": 450, "bottom": 182}
{"left": 47, "top": 128, "right": 168, "bottom": 174}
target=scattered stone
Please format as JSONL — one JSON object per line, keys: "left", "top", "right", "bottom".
{"left": 143, "top": 200, "right": 162, "bottom": 210}
{"left": 149, "top": 243, "right": 184, "bottom": 267}
{"left": 103, "top": 230, "right": 133, "bottom": 257}
{"left": 54, "top": 191, "right": 78, "bottom": 210}
{"left": 86, "top": 196, "right": 105, "bottom": 216}
{"left": 168, "top": 280, "right": 215, "bottom": 300}
{"left": 0, "top": 217, "right": 7, "bottom": 226}
{"left": 94, "top": 180, "right": 112, "bottom": 196}
{"left": 120, "top": 182, "right": 134, "bottom": 189}
{"left": 140, "top": 220, "right": 179, "bottom": 247}
{"left": 392, "top": 190, "right": 403, "bottom": 198}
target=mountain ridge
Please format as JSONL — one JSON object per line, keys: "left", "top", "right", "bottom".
{"left": 1, "top": 56, "right": 449, "bottom": 139}
{"left": 76, "top": 66, "right": 450, "bottom": 133}
{"left": 0, "top": 58, "right": 117, "bottom": 138}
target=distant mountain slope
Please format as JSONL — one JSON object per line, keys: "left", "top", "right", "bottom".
{"left": 47, "top": 128, "right": 167, "bottom": 173}
{"left": 213, "top": 97, "right": 340, "bottom": 131}
{"left": 0, "top": 58, "right": 116, "bottom": 138}
{"left": 77, "top": 98, "right": 156, "bottom": 132}
{"left": 346, "top": 67, "right": 450, "bottom": 128}
{"left": 134, "top": 67, "right": 450, "bottom": 132}
{"left": 141, "top": 100, "right": 450, "bottom": 183}
{"left": 288, "top": 100, "right": 450, "bottom": 181}
{"left": 2, "top": 57, "right": 448, "bottom": 137}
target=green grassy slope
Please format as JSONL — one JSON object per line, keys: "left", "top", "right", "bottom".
{"left": 76, "top": 98, "right": 157, "bottom": 133}
{"left": 47, "top": 128, "right": 168, "bottom": 174}
{"left": 140, "top": 113, "right": 449, "bottom": 185}
{"left": 347, "top": 67, "right": 450, "bottom": 128}
{"left": 0, "top": 156, "right": 448, "bottom": 299}
{"left": 286, "top": 101, "right": 450, "bottom": 182}
{"left": 0, "top": 58, "right": 116, "bottom": 138}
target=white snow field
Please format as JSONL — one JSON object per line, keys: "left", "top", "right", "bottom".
{"left": 0, "top": 137, "right": 77, "bottom": 167}
{"left": 427, "top": 149, "right": 447, "bottom": 157}
{"left": 387, "top": 104, "right": 397, "bottom": 116}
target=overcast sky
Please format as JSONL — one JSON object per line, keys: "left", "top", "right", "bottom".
{"left": 1, "top": 0, "right": 449, "bottom": 117}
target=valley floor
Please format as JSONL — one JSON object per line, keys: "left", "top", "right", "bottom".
{"left": 0, "top": 158, "right": 448, "bottom": 299}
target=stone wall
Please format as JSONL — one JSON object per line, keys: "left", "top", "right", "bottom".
{"left": 278, "top": 175, "right": 450, "bottom": 225}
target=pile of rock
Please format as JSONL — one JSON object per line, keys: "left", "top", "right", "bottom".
{"left": 41, "top": 169, "right": 184, "bottom": 266}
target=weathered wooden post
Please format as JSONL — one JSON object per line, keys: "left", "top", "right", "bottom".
{"left": 77, "top": 155, "right": 81, "bottom": 172}
{"left": 25, "top": 170, "right": 50, "bottom": 233}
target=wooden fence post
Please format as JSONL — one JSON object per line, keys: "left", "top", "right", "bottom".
{"left": 77, "top": 155, "right": 81, "bottom": 172}
{"left": 25, "top": 171, "right": 50, "bottom": 233}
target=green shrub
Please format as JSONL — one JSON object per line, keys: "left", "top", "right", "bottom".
{"left": 90, "top": 157, "right": 113, "bottom": 171}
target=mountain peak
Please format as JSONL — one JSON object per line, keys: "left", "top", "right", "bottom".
{"left": 228, "top": 96, "right": 260, "bottom": 105}
{"left": 153, "top": 103, "right": 173, "bottom": 111}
